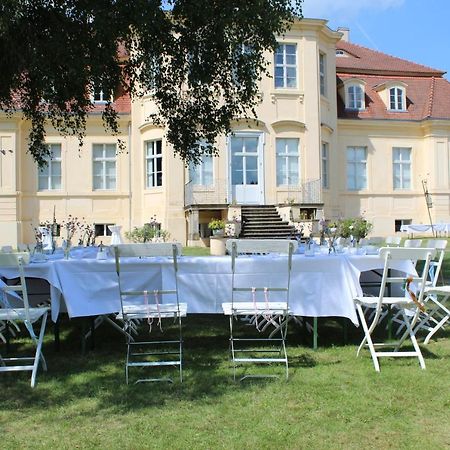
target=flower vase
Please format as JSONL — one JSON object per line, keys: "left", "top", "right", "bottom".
{"left": 63, "top": 239, "right": 72, "bottom": 260}
{"left": 108, "top": 225, "right": 123, "bottom": 245}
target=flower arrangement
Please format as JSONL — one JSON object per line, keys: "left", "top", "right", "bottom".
{"left": 78, "top": 222, "right": 95, "bottom": 246}
{"left": 208, "top": 219, "right": 225, "bottom": 231}
{"left": 60, "top": 215, "right": 81, "bottom": 243}
{"left": 337, "top": 217, "right": 373, "bottom": 243}
{"left": 125, "top": 217, "right": 170, "bottom": 243}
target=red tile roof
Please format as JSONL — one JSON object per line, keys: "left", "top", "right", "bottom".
{"left": 336, "top": 41, "right": 450, "bottom": 121}
{"left": 336, "top": 40, "right": 445, "bottom": 77}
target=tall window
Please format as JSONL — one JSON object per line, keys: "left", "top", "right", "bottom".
{"left": 93, "top": 144, "right": 116, "bottom": 190}
{"left": 274, "top": 44, "right": 297, "bottom": 89}
{"left": 347, "top": 146, "right": 367, "bottom": 190}
{"left": 276, "top": 138, "right": 299, "bottom": 186}
{"left": 393, "top": 147, "right": 411, "bottom": 189}
{"left": 321, "top": 142, "right": 329, "bottom": 189}
{"left": 347, "top": 84, "right": 364, "bottom": 110}
{"left": 145, "top": 140, "right": 163, "bottom": 188}
{"left": 189, "top": 155, "right": 213, "bottom": 185}
{"left": 389, "top": 87, "right": 405, "bottom": 111}
{"left": 38, "top": 144, "right": 62, "bottom": 190}
{"left": 319, "top": 53, "right": 326, "bottom": 96}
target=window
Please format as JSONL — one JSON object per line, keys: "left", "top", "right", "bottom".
{"left": 389, "top": 87, "right": 405, "bottom": 111}
{"left": 321, "top": 142, "right": 329, "bottom": 189}
{"left": 276, "top": 138, "right": 299, "bottom": 186}
{"left": 145, "top": 140, "right": 163, "bottom": 188}
{"left": 91, "top": 88, "right": 111, "bottom": 103}
{"left": 393, "top": 147, "right": 411, "bottom": 189}
{"left": 94, "top": 223, "right": 114, "bottom": 237}
{"left": 93, "top": 144, "right": 116, "bottom": 190}
{"left": 274, "top": 44, "right": 297, "bottom": 89}
{"left": 189, "top": 154, "right": 213, "bottom": 185}
{"left": 347, "top": 146, "right": 367, "bottom": 190}
{"left": 38, "top": 144, "right": 62, "bottom": 190}
{"left": 319, "top": 53, "right": 326, "bottom": 96}
{"left": 395, "top": 219, "right": 411, "bottom": 232}
{"left": 347, "top": 84, "right": 364, "bottom": 110}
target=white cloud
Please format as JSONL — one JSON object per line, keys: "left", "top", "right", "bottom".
{"left": 302, "top": 0, "right": 405, "bottom": 21}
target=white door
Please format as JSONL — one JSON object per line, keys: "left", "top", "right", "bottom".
{"left": 229, "top": 133, "right": 264, "bottom": 204}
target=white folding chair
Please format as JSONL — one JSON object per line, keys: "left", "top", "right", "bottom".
{"left": 1, "top": 245, "right": 13, "bottom": 253}
{"left": 385, "top": 236, "right": 401, "bottom": 247}
{"left": 412, "top": 239, "right": 448, "bottom": 343}
{"left": 353, "top": 247, "right": 435, "bottom": 372}
{"left": 113, "top": 243, "right": 186, "bottom": 384}
{"left": 403, "top": 239, "right": 422, "bottom": 248}
{"left": 0, "top": 252, "right": 49, "bottom": 387}
{"left": 222, "top": 239, "right": 297, "bottom": 381}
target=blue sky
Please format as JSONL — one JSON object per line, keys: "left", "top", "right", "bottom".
{"left": 303, "top": 0, "right": 450, "bottom": 80}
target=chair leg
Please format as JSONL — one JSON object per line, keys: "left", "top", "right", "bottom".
{"left": 229, "top": 315, "right": 237, "bottom": 382}
{"left": 356, "top": 303, "right": 380, "bottom": 372}
{"left": 396, "top": 309, "right": 426, "bottom": 370}
{"left": 30, "top": 312, "right": 48, "bottom": 388}
{"left": 178, "top": 317, "right": 183, "bottom": 383}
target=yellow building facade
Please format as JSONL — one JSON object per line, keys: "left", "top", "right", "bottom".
{"left": 1, "top": 18, "right": 449, "bottom": 246}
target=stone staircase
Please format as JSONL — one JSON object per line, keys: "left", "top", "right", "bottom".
{"left": 240, "top": 205, "right": 296, "bottom": 239}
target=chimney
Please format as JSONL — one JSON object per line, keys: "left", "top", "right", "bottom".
{"left": 337, "top": 27, "right": 350, "bottom": 42}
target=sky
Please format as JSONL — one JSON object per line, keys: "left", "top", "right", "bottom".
{"left": 302, "top": 0, "right": 450, "bottom": 80}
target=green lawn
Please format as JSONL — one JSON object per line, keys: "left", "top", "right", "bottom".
{"left": 1, "top": 315, "right": 449, "bottom": 449}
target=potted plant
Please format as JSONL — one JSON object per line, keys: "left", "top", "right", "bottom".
{"left": 208, "top": 219, "right": 226, "bottom": 236}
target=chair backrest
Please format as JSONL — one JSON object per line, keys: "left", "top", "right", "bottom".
{"left": 0, "top": 245, "right": 13, "bottom": 253}
{"left": 227, "top": 239, "right": 297, "bottom": 308}
{"left": 0, "top": 252, "right": 31, "bottom": 320}
{"left": 372, "top": 247, "right": 436, "bottom": 324}
{"left": 368, "top": 236, "right": 384, "bottom": 245}
{"left": 425, "top": 239, "right": 448, "bottom": 287}
{"left": 403, "top": 239, "right": 422, "bottom": 248}
{"left": 113, "top": 243, "right": 182, "bottom": 316}
{"left": 385, "top": 236, "right": 401, "bottom": 246}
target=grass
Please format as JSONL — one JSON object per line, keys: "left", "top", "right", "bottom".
{"left": 1, "top": 315, "right": 449, "bottom": 450}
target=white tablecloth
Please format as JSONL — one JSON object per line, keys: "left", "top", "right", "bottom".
{"left": 400, "top": 223, "right": 450, "bottom": 234}
{"left": 0, "top": 252, "right": 414, "bottom": 326}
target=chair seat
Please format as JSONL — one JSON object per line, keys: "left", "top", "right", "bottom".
{"left": 354, "top": 296, "right": 417, "bottom": 307}
{"left": 424, "top": 285, "right": 450, "bottom": 295}
{"left": 0, "top": 307, "right": 49, "bottom": 322}
{"left": 222, "top": 301, "right": 289, "bottom": 316}
{"left": 117, "top": 303, "right": 187, "bottom": 320}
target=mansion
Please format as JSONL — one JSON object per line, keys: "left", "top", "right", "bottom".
{"left": 1, "top": 18, "right": 450, "bottom": 246}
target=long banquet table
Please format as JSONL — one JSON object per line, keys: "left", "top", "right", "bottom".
{"left": 0, "top": 248, "right": 415, "bottom": 326}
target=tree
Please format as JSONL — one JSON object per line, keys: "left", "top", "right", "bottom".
{"left": 0, "top": 0, "right": 303, "bottom": 167}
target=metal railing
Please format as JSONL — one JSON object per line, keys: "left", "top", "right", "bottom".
{"left": 184, "top": 177, "right": 322, "bottom": 207}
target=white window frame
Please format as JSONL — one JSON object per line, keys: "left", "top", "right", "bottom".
{"left": 189, "top": 154, "right": 214, "bottom": 186}
{"left": 276, "top": 138, "right": 300, "bottom": 186}
{"left": 389, "top": 86, "right": 406, "bottom": 111}
{"left": 91, "top": 88, "right": 111, "bottom": 104}
{"left": 347, "top": 146, "right": 367, "bottom": 191}
{"left": 92, "top": 143, "right": 117, "bottom": 190}
{"left": 38, "top": 143, "right": 62, "bottom": 191}
{"left": 346, "top": 84, "right": 365, "bottom": 110}
{"left": 145, "top": 139, "right": 163, "bottom": 188}
{"left": 319, "top": 52, "right": 326, "bottom": 97}
{"left": 393, "top": 147, "right": 412, "bottom": 190}
{"left": 321, "top": 142, "right": 329, "bottom": 189}
{"left": 274, "top": 43, "right": 297, "bottom": 89}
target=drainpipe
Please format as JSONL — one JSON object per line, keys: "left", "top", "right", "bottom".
{"left": 127, "top": 120, "right": 132, "bottom": 233}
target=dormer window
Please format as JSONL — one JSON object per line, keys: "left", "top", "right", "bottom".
{"left": 91, "top": 87, "right": 112, "bottom": 104}
{"left": 346, "top": 84, "right": 365, "bottom": 110}
{"left": 389, "top": 86, "right": 406, "bottom": 111}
